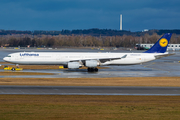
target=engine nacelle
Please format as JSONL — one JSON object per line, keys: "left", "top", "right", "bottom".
{"left": 85, "top": 60, "right": 99, "bottom": 68}
{"left": 67, "top": 62, "right": 81, "bottom": 69}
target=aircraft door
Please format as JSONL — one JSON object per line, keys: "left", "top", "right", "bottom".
{"left": 15, "top": 55, "right": 20, "bottom": 60}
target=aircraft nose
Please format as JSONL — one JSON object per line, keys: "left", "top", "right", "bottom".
{"left": 3, "top": 57, "right": 8, "bottom": 62}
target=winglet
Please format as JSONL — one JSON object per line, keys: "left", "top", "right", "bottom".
{"left": 144, "top": 33, "right": 172, "bottom": 53}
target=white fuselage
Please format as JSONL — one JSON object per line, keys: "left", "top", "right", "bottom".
{"left": 3, "top": 52, "right": 158, "bottom": 66}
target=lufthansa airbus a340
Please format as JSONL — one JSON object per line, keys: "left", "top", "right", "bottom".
{"left": 3, "top": 33, "right": 173, "bottom": 72}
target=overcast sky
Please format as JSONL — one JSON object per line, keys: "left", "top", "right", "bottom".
{"left": 0, "top": 0, "right": 180, "bottom": 31}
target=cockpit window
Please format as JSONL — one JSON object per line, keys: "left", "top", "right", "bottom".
{"left": 7, "top": 55, "right": 11, "bottom": 57}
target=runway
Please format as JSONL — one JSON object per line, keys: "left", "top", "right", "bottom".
{"left": 1, "top": 86, "right": 180, "bottom": 96}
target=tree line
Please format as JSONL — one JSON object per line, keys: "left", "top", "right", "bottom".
{"left": 0, "top": 33, "right": 180, "bottom": 48}
{"left": 1, "top": 29, "right": 180, "bottom": 36}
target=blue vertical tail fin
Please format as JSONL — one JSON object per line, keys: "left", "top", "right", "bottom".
{"left": 144, "top": 33, "right": 172, "bottom": 53}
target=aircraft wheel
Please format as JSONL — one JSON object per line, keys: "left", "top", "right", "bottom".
{"left": 87, "top": 68, "right": 93, "bottom": 72}
{"left": 87, "top": 68, "right": 92, "bottom": 72}
{"left": 87, "top": 67, "right": 98, "bottom": 72}
{"left": 11, "top": 67, "right": 15, "bottom": 71}
{"left": 95, "top": 68, "right": 98, "bottom": 72}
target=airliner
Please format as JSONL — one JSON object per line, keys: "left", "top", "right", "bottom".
{"left": 3, "top": 33, "right": 173, "bottom": 72}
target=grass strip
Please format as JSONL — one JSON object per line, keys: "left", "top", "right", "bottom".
{"left": 0, "top": 77, "right": 180, "bottom": 86}
{"left": 0, "top": 71, "right": 53, "bottom": 76}
{"left": 0, "top": 95, "right": 180, "bottom": 120}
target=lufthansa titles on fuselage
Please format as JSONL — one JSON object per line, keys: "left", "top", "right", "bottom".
{"left": 130, "top": 54, "right": 141, "bottom": 56}
{"left": 20, "top": 53, "right": 39, "bottom": 56}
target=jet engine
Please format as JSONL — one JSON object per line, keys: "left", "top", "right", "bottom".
{"left": 85, "top": 60, "right": 99, "bottom": 68}
{"left": 67, "top": 62, "right": 82, "bottom": 69}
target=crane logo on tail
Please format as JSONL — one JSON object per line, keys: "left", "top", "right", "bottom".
{"left": 159, "top": 38, "right": 168, "bottom": 47}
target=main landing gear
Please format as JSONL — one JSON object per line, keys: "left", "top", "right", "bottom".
{"left": 87, "top": 67, "right": 98, "bottom": 72}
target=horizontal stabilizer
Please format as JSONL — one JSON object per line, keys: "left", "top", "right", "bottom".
{"left": 154, "top": 53, "right": 175, "bottom": 59}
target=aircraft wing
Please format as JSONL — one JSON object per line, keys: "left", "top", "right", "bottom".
{"left": 98, "top": 57, "right": 121, "bottom": 63}
{"left": 70, "top": 54, "right": 127, "bottom": 63}
{"left": 154, "top": 53, "right": 175, "bottom": 59}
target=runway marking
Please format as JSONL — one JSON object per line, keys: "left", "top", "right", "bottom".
{"left": 144, "top": 62, "right": 171, "bottom": 74}
{"left": 144, "top": 62, "right": 156, "bottom": 68}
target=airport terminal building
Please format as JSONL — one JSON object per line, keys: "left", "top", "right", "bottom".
{"left": 136, "top": 44, "right": 180, "bottom": 51}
